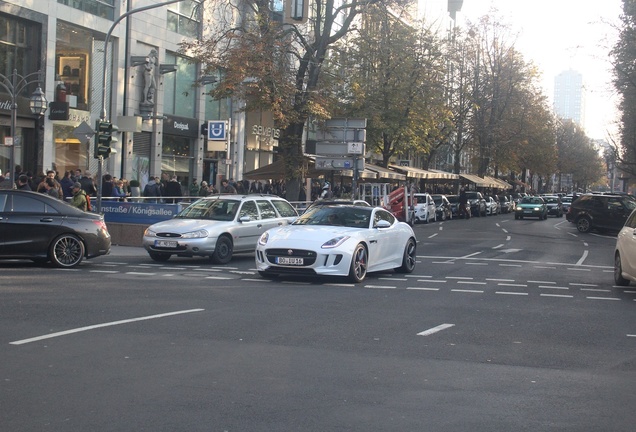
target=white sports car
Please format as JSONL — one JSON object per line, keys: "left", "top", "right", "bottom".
{"left": 255, "top": 204, "right": 417, "bottom": 282}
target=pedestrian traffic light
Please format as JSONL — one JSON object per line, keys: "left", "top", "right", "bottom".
{"left": 94, "top": 120, "right": 117, "bottom": 159}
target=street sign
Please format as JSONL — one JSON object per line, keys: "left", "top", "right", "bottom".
{"left": 398, "top": 159, "right": 411, "bottom": 166}
{"left": 325, "top": 118, "right": 367, "bottom": 129}
{"left": 315, "top": 128, "right": 366, "bottom": 142}
{"left": 315, "top": 156, "right": 365, "bottom": 170}
{"left": 73, "top": 121, "right": 95, "bottom": 141}
{"left": 208, "top": 120, "right": 227, "bottom": 140}
{"left": 315, "top": 142, "right": 349, "bottom": 155}
{"left": 347, "top": 142, "right": 364, "bottom": 154}
{"left": 4, "top": 137, "right": 13, "bottom": 146}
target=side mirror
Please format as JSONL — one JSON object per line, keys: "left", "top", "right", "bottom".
{"left": 375, "top": 220, "right": 391, "bottom": 229}
{"left": 239, "top": 215, "right": 251, "bottom": 222}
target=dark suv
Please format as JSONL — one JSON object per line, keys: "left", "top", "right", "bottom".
{"left": 466, "top": 191, "right": 487, "bottom": 217}
{"left": 566, "top": 194, "right": 636, "bottom": 233}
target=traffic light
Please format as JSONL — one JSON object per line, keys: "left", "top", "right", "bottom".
{"left": 94, "top": 120, "right": 117, "bottom": 159}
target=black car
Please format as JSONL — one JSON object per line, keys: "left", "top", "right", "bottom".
{"left": 542, "top": 195, "right": 564, "bottom": 217}
{"left": 566, "top": 194, "right": 636, "bottom": 233}
{"left": 0, "top": 190, "right": 111, "bottom": 267}
{"left": 465, "top": 191, "right": 487, "bottom": 217}
{"left": 446, "top": 195, "right": 461, "bottom": 217}
{"left": 431, "top": 194, "right": 452, "bottom": 221}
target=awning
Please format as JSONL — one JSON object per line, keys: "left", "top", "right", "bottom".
{"left": 388, "top": 164, "right": 459, "bottom": 180}
{"left": 483, "top": 176, "right": 513, "bottom": 189}
{"left": 365, "top": 163, "right": 406, "bottom": 181}
{"left": 459, "top": 173, "right": 492, "bottom": 188}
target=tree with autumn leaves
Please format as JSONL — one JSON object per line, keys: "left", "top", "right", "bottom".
{"left": 184, "top": 1, "right": 604, "bottom": 198}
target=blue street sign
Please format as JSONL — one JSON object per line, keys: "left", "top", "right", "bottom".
{"left": 208, "top": 120, "right": 227, "bottom": 140}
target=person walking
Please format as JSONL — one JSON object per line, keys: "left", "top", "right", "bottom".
{"left": 219, "top": 178, "right": 237, "bottom": 194}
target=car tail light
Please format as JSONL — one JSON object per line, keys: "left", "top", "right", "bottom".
{"left": 92, "top": 219, "right": 109, "bottom": 232}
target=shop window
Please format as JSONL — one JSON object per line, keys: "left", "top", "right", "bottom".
{"left": 56, "top": 54, "right": 88, "bottom": 110}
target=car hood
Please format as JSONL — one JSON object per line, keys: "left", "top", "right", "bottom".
{"left": 264, "top": 225, "right": 365, "bottom": 246}
{"left": 147, "top": 218, "right": 232, "bottom": 234}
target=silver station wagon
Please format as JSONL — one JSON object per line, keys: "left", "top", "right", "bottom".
{"left": 142, "top": 194, "right": 298, "bottom": 264}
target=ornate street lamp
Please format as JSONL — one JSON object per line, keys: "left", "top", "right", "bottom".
{"left": 0, "top": 69, "right": 48, "bottom": 188}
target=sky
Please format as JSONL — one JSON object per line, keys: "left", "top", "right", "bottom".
{"left": 454, "top": 0, "right": 623, "bottom": 140}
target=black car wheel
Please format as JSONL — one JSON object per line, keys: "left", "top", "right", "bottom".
{"left": 211, "top": 235, "right": 234, "bottom": 264}
{"left": 149, "top": 251, "right": 171, "bottom": 262}
{"left": 396, "top": 238, "right": 417, "bottom": 273}
{"left": 348, "top": 243, "right": 368, "bottom": 283}
{"left": 576, "top": 216, "right": 592, "bottom": 233}
{"left": 614, "top": 251, "right": 630, "bottom": 286}
{"left": 49, "top": 234, "right": 85, "bottom": 268}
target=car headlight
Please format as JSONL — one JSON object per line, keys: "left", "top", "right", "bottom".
{"left": 515, "top": 206, "right": 522, "bottom": 211}
{"left": 180, "top": 229, "right": 209, "bottom": 239}
{"left": 533, "top": 207, "right": 540, "bottom": 211}
{"left": 258, "top": 232, "right": 269, "bottom": 245}
{"left": 144, "top": 228, "right": 157, "bottom": 237}
{"left": 322, "top": 235, "right": 350, "bottom": 249}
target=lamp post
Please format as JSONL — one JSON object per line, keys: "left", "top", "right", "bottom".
{"left": 0, "top": 69, "right": 47, "bottom": 188}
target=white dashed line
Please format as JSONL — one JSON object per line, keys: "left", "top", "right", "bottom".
{"left": 539, "top": 285, "right": 569, "bottom": 290}
{"left": 407, "top": 287, "right": 439, "bottom": 291}
{"left": 365, "top": 285, "right": 396, "bottom": 289}
{"left": 540, "top": 293, "right": 573, "bottom": 298}
{"left": 496, "top": 291, "right": 528, "bottom": 296}
{"left": 417, "top": 323, "right": 455, "bottom": 336}
{"left": 451, "top": 289, "right": 484, "bottom": 293}
{"left": 498, "top": 283, "right": 528, "bottom": 287}
{"left": 586, "top": 297, "right": 621, "bottom": 301}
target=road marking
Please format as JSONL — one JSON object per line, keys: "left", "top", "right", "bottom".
{"left": 534, "top": 266, "right": 556, "bottom": 269}
{"left": 496, "top": 291, "right": 528, "bottom": 296}
{"left": 540, "top": 293, "right": 573, "bottom": 298}
{"left": 417, "top": 279, "right": 447, "bottom": 283}
{"left": 466, "top": 262, "right": 488, "bottom": 265}
{"left": 89, "top": 270, "right": 119, "bottom": 274}
{"left": 487, "top": 278, "right": 515, "bottom": 282}
{"left": 10, "top": 309, "right": 205, "bottom": 345}
{"left": 451, "top": 289, "right": 484, "bottom": 293}
{"left": 428, "top": 233, "right": 438, "bottom": 238}
{"left": 506, "top": 236, "right": 511, "bottom": 241}
{"left": 205, "top": 276, "right": 233, "bottom": 280}
{"left": 417, "top": 323, "right": 455, "bottom": 336}
{"left": 628, "top": 334, "right": 636, "bottom": 338}
{"left": 576, "top": 250, "right": 589, "bottom": 266}
{"left": 457, "top": 281, "right": 487, "bottom": 285}
{"left": 446, "top": 276, "right": 473, "bottom": 280}
{"left": 432, "top": 261, "right": 455, "bottom": 264}
{"left": 498, "top": 283, "right": 528, "bottom": 287}
{"left": 365, "top": 285, "right": 396, "bottom": 289}
{"left": 570, "top": 283, "right": 598, "bottom": 287}
{"left": 580, "top": 288, "right": 610, "bottom": 292}
{"left": 586, "top": 297, "right": 621, "bottom": 301}
{"left": 539, "top": 285, "right": 569, "bottom": 290}
{"left": 407, "top": 287, "right": 439, "bottom": 291}
{"left": 529, "top": 280, "right": 555, "bottom": 284}
{"left": 500, "top": 263, "right": 522, "bottom": 267}
{"left": 567, "top": 267, "right": 591, "bottom": 271}
{"left": 126, "top": 272, "right": 156, "bottom": 276}
{"left": 493, "top": 244, "right": 504, "bottom": 249}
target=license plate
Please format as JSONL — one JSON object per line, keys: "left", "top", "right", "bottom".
{"left": 276, "top": 257, "right": 304, "bottom": 265}
{"left": 524, "top": 210, "right": 533, "bottom": 213}
{"left": 155, "top": 240, "right": 178, "bottom": 248}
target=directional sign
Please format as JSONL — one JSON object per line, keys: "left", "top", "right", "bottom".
{"left": 325, "top": 118, "right": 367, "bottom": 128}
{"left": 316, "top": 142, "right": 348, "bottom": 156}
{"left": 347, "top": 142, "right": 365, "bottom": 154}
{"left": 315, "top": 128, "right": 366, "bottom": 142}
{"left": 315, "top": 156, "right": 365, "bottom": 171}
{"left": 73, "top": 121, "right": 95, "bottom": 141}
{"left": 208, "top": 120, "right": 227, "bottom": 141}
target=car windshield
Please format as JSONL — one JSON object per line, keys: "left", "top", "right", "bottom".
{"left": 447, "top": 195, "right": 459, "bottom": 203}
{"left": 293, "top": 206, "right": 372, "bottom": 228}
{"left": 562, "top": 197, "right": 572, "bottom": 203}
{"left": 543, "top": 197, "right": 559, "bottom": 203}
{"left": 466, "top": 192, "right": 480, "bottom": 199}
{"left": 521, "top": 197, "right": 544, "bottom": 205}
{"left": 175, "top": 198, "right": 240, "bottom": 221}
{"left": 432, "top": 196, "right": 443, "bottom": 205}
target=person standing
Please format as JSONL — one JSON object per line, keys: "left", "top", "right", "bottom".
{"left": 60, "top": 171, "right": 74, "bottom": 199}
{"left": 16, "top": 174, "right": 32, "bottom": 191}
{"left": 189, "top": 179, "right": 200, "bottom": 197}
{"left": 164, "top": 175, "right": 182, "bottom": 203}
{"left": 219, "top": 178, "right": 237, "bottom": 194}
{"left": 70, "top": 182, "right": 88, "bottom": 211}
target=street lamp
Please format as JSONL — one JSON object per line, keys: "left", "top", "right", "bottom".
{"left": 0, "top": 69, "right": 47, "bottom": 188}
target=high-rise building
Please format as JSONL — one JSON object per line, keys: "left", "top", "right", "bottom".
{"left": 554, "top": 69, "right": 585, "bottom": 126}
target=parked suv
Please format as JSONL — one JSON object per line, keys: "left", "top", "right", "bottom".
{"left": 566, "top": 194, "right": 636, "bottom": 233}
{"left": 466, "top": 191, "right": 487, "bottom": 217}
{"left": 143, "top": 194, "right": 299, "bottom": 263}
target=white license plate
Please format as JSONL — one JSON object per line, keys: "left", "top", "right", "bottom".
{"left": 276, "top": 257, "right": 304, "bottom": 265}
{"left": 155, "top": 240, "right": 178, "bottom": 248}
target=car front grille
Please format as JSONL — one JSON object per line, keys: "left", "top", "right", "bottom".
{"left": 265, "top": 248, "right": 317, "bottom": 266}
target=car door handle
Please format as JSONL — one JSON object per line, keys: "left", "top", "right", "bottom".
{"left": 40, "top": 218, "right": 54, "bottom": 222}
{"left": 370, "top": 240, "right": 377, "bottom": 244}
{"left": 257, "top": 224, "right": 263, "bottom": 228}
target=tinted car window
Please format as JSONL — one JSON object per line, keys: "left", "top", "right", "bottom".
{"left": 256, "top": 200, "right": 277, "bottom": 219}
{"left": 12, "top": 195, "right": 58, "bottom": 213}
{"left": 271, "top": 200, "right": 297, "bottom": 217}
{"left": 239, "top": 200, "right": 259, "bottom": 219}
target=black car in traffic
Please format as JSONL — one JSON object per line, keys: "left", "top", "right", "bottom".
{"left": 0, "top": 190, "right": 111, "bottom": 267}
{"left": 566, "top": 194, "right": 636, "bottom": 233}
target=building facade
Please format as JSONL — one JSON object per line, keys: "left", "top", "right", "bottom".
{"left": 554, "top": 68, "right": 585, "bottom": 127}
{"left": 0, "top": 0, "right": 276, "bottom": 190}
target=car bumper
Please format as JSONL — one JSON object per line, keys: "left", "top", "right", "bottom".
{"left": 255, "top": 246, "right": 353, "bottom": 277}
{"left": 142, "top": 236, "right": 218, "bottom": 256}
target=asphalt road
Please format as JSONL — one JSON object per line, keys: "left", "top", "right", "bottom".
{"left": 1, "top": 213, "right": 635, "bottom": 431}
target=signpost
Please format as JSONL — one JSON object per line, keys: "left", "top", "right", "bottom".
{"left": 314, "top": 118, "right": 367, "bottom": 198}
